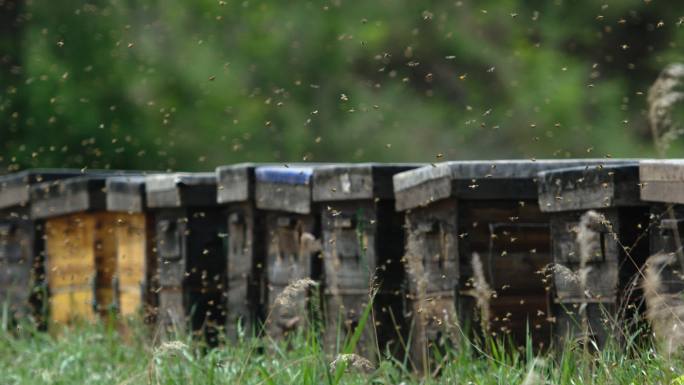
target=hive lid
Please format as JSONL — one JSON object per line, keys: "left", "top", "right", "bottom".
{"left": 0, "top": 169, "right": 85, "bottom": 210}
{"left": 312, "top": 163, "right": 423, "bottom": 202}
{"left": 393, "top": 159, "right": 635, "bottom": 211}
{"left": 146, "top": 172, "right": 217, "bottom": 208}
{"left": 106, "top": 175, "right": 150, "bottom": 213}
{"left": 215, "top": 163, "right": 261, "bottom": 204}
{"left": 538, "top": 163, "right": 642, "bottom": 212}
{"left": 30, "top": 175, "right": 111, "bottom": 219}
{"left": 640, "top": 159, "right": 684, "bottom": 204}
{"left": 255, "top": 165, "right": 316, "bottom": 214}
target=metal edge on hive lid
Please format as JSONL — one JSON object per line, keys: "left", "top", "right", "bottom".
{"left": 312, "top": 163, "right": 423, "bottom": 360}
{"left": 392, "top": 159, "right": 633, "bottom": 369}
{"left": 0, "top": 169, "right": 86, "bottom": 327}
{"left": 145, "top": 172, "right": 226, "bottom": 345}
{"left": 215, "top": 163, "right": 265, "bottom": 341}
{"left": 255, "top": 164, "right": 322, "bottom": 340}
{"left": 538, "top": 162, "right": 650, "bottom": 348}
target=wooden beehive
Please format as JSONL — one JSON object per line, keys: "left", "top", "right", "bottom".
{"left": 538, "top": 163, "right": 650, "bottom": 347}
{"left": 105, "top": 176, "right": 157, "bottom": 320}
{"left": 216, "top": 163, "right": 265, "bottom": 340}
{"left": 146, "top": 173, "right": 226, "bottom": 344}
{"left": 393, "top": 160, "right": 625, "bottom": 368}
{"left": 0, "top": 169, "right": 82, "bottom": 326}
{"left": 31, "top": 175, "right": 141, "bottom": 324}
{"left": 255, "top": 165, "right": 322, "bottom": 339}
{"left": 312, "top": 163, "right": 419, "bottom": 358}
{"left": 639, "top": 160, "right": 684, "bottom": 294}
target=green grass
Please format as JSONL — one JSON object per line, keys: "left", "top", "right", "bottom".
{"left": 1, "top": 316, "right": 683, "bottom": 385}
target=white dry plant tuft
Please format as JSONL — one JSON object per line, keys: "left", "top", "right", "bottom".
{"left": 329, "top": 353, "right": 375, "bottom": 373}
{"left": 154, "top": 340, "right": 189, "bottom": 356}
{"left": 643, "top": 252, "right": 684, "bottom": 356}
{"left": 575, "top": 210, "right": 607, "bottom": 343}
{"left": 470, "top": 252, "right": 493, "bottom": 333}
{"left": 648, "top": 63, "right": 684, "bottom": 155}
{"left": 520, "top": 358, "right": 546, "bottom": 385}
{"left": 274, "top": 278, "right": 318, "bottom": 308}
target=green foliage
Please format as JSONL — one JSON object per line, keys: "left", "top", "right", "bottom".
{"left": 2, "top": 0, "right": 684, "bottom": 172}
{"left": 0, "top": 317, "right": 683, "bottom": 384}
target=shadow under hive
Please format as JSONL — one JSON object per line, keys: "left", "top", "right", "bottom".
{"left": 393, "top": 159, "right": 627, "bottom": 368}
{"left": 215, "top": 163, "right": 265, "bottom": 341}
{"left": 538, "top": 163, "right": 650, "bottom": 348}
{"left": 105, "top": 176, "right": 158, "bottom": 320}
{"left": 255, "top": 165, "right": 322, "bottom": 339}
{"left": 312, "top": 163, "right": 421, "bottom": 359}
{"left": 639, "top": 160, "right": 684, "bottom": 295}
{"left": 146, "top": 173, "right": 226, "bottom": 344}
{"left": 30, "top": 174, "right": 145, "bottom": 324}
{"left": 0, "top": 169, "right": 83, "bottom": 326}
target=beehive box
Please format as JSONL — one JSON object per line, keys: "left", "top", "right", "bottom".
{"left": 106, "top": 176, "right": 158, "bottom": 320}
{"left": 31, "top": 174, "right": 143, "bottom": 324}
{"left": 216, "top": 163, "right": 265, "bottom": 340}
{"left": 393, "top": 160, "right": 622, "bottom": 367}
{"left": 312, "top": 164, "right": 419, "bottom": 358}
{"left": 255, "top": 165, "right": 322, "bottom": 339}
{"left": 538, "top": 163, "right": 650, "bottom": 347}
{"left": 146, "top": 173, "right": 226, "bottom": 343}
{"left": 0, "top": 169, "right": 83, "bottom": 326}
{"left": 639, "top": 160, "right": 684, "bottom": 295}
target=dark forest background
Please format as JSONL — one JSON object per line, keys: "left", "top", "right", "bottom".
{"left": 2, "top": 0, "right": 684, "bottom": 172}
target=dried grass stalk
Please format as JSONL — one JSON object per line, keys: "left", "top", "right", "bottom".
{"left": 470, "top": 252, "right": 492, "bottom": 333}
{"left": 329, "top": 353, "right": 375, "bottom": 373}
{"left": 648, "top": 63, "right": 684, "bottom": 155}
{"left": 643, "top": 253, "right": 684, "bottom": 355}
{"left": 521, "top": 358, "right": 546, "bottom": 385}
{"left": 274, "top": 278, "right": 318, "bottom": 308}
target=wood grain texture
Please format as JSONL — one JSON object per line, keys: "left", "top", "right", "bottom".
{"left": 114, "top": 213, "right": 148, "bottom": 316}
{"left": 46, "top": 214, "right": 97, "bottom": 323}
{"left": 394, "top": 160, "right": 633, "bottom": 211}
{"left": 538, "top": 163, "right": 642, "bottom": 212}
{"left": 216, "top": 163, "right": 256, "bottom": 204}
{"left": 313, "top": 163, "right": 421, "bottom": 202}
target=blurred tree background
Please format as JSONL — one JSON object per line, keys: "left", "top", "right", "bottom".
{"left": 1, "top": 0, "right": 684, "bottom": 172}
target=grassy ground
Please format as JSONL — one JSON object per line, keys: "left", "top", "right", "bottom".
{"left": 1, "top": 316, "right": 682, "bottom": 385}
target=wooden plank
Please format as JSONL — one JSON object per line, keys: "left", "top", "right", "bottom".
{"left": 313, "top": 164, "right": 420, "bottom": 202}
{"left": 640, "top": 159, "right": 684, "bottom": 181}
{"left": 146, "top": 173, "right": 217, "bottom": 208}
{"left": 640, "top": 180, "right": 684, "bottom": 204}
{"left": 30, "top": 177, "right": 107, "bottom": 219}
{"left": 46, "top": 214, "right": 97, "bottom": 323}
{"left": 538, "top": 164, "right": 642, "bottom": 212}
{"left": 394, "top": 160, "right": 633, "bottom": 211}
{"left": 114, "top": 213, "right": 148, "bottom": 316}
{"left": 94, "top": 212, "right": 117, "bottom": 317}
{"left": 216, "top": 163, "right": 255, "bottom": 204}
{"left": 0, "top": 169, "right": 82, "bottom": 210}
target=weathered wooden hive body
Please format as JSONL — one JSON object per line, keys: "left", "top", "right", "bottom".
{"left": 312, "top": 163, "right": 420, "bottom": 357}
{"left": 31, "top": 174, "right": 146, "bottom": 324}
{"left": 105, "top": 176, "right": 158, "bottom": 319}
{"left": 145, "top": 173, "right": 226, "bottom": 343}
{"left": 255, "top": 165, "right": 322, "bottom": 339}
{"left": 0, "top": 170, "right": 83, "bottom": 325}
{"left": 538, "top": 163, "right": 650, "bottom": 347}
{"left": 215, "top": 163, "right": 265, "bottom": 340}
{"left": 393, "top": 160, "right": 622, "bottom": 365}
{"left": 639, "top": 160, "right": 684, "bottom": 295}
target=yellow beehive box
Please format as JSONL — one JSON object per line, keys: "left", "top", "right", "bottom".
{"left": 31, "top": 174, "right": 152, "bottom": 325}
